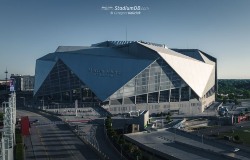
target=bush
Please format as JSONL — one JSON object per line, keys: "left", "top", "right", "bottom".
{"left": 15, "top": 128, "right": 24, "bottom": 160}
{"left": 0, "top": 113, "right": 3, "bottom": 121}
{"left": 123, "top": 142, "right": 133, "bottom": 152}
{"left": 15, "top": 143, "right": 24, "bottom": 160}
{"left": 118, "top": 135, "right": 125, "bottom": 145}
{"left": 166, "top": 115, "right": 171, "bottom": 122}
{"left": 234, "top": 135, "right": 240, "bottom": 141}
{"left": 16, "top": 129, "right": 22, "bottom": 143}
{"left": 133, "top": 147, "right": 142, "bottom": 159}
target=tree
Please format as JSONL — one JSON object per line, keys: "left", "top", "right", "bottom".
{"left": 223, "top": 97, "right": 227, "bottom": 104}
{"left": 118, "top": 135, "right": 125, "bottom": 145}
{"left": 234, "top": 99, "right": 241, "bottom": 105}
{"left": 133, "top": 147, "right": 142, "bottom": 159}
{"left": 234, "top": 135, "right": 240, "bottom": 141}
{"left": 123, "top": 142, "right": 133, "bottom": 153}
{"left": 243, "top": 90, "right": 250, "bottom": 98}
{"left": 112, "top": 134, "right": 119, "bottom": 143}
{"left": 245, "top": 108, "right": 249, "bottom": 113}
{"left": 105, "top": 115, "right": 112, "bottom": 128}
{"left": 216, "top": 94, "right": 222, "bottom": 100}
{"left": 107, "top": 128, "right": 116, "bottom": 137}
{"left": 228, "top": 93, "right": 235, "bottom": 100}
{"left": 0, "top": 113, "right": 3, "bottom": 121}
{"left": 166, "top": 115, "right": 171, "bottom": 122}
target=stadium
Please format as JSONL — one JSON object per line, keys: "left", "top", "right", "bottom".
{"left": 34, "top": 41, "right": 217, "bottom": 114}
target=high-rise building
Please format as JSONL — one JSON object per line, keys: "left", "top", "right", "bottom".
{"left": 34, "top": 41, "right": 217, "bottom": 114}
{"left": 10, "top": 74, "right": 34, "bottom": 91}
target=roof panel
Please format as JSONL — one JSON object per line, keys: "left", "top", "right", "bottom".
{"left": 59, "top": 53, "right": 154, "bottom": 100}
{"left": 157, "top": 51, "right": 214, "bottom": 97}
{"left": 171, "top": 49, "right": 205, "bottom": 62}
{"left": 56, "top": 46, "right": 91, "bottom": 52}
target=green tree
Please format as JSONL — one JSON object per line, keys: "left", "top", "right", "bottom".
{"left": 243, "top": 90, "right": 250, "bottom": 98}
{"left": 107, "top": 128, "right": 116, "bottom": 137}
{"left": 234, "top": 135, "right": 240, "bottom": 141}
{"left": 234, "top": 99, "right": 241, "bottom": 105}
{"left": 105, "top": 116, "right": 112, "bottom": 128}
{"left": 0, "top": 113, "right": 3, "bottom": 121}
{"left": 118, "top": 135, "right": 125, "bottom": 145}
{"left": 133, "top": 147, "right": 142, "bottom": 160}
{"left": 223, "top": 97, "right": 227, "bottom": 104}
{"left": 228, "top": 93, "right": 235, "bottom": 100}
{"left": 216, "top": 94, "right": 222, "bottom": 100}
{"left": 245, "top": 108, "right": 249, "bottom": 113}
{"left": 112, "top": 134, "right": 119, "bottom": 143}
{"left": 166, "top": 115, "right": 171, "bottom": 122}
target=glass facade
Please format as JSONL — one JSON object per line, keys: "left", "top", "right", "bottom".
{"left": 35, "top": 58, "right": 202, "bottom": 105}
{"left": 109, "top": 58, "right": 196, "bottom": 104}
{"left": 35, "top": 59, "right": 98, "bottom": 103}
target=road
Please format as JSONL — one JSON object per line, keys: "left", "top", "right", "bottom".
{"left": 17, "top": 109, "right": 100, "bottom": 160}
{"left": 125, "top": 128, "right": 250, "bottom": 160}
{"left": 61, "top": 116, "right": 122, "bottom": 160}
{"left": 168, "top": 128, "right": 250, "bottom": 160}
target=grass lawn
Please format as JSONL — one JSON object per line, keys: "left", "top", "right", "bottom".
{"left": 15, "top": 128, "right": 24, "bottom": 160}
{"left": 15, "top": 143, "right": 24, "bottom": 160}
{"left": 220, "top": 128, "right": 250, "bottom": 145}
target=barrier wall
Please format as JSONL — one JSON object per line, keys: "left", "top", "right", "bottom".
{"left": 21, "top": 116, "right": 30, "bottom": 136}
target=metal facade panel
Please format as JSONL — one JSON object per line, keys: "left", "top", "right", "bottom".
{"left": 34, "top": 59, "right": 56, "bottom": 95}
{"left": 138, "top": 42, "right": 215, "bottom": 97}
{"left": 55, "top": 47, "right": 136, "bottom": 59}
{"left": 56, "top": 46, "right": 91, "bottom": 52}
{"left": 171, "top": 49, "right": 205, "bottom": 62}
{"left": 138, "top": 42, "right": 198, "bottom": 61}
{"left": 203, "top": 65, "right": 216, "bottom": 95}
{"left": 157, "top": 51, "right": 214, "bottom": 98}
{"left": 198, "top": 51, "right": 215, "bottom": 65}
{"left": 58, "top": 53, "right": 154, "bottom": 101}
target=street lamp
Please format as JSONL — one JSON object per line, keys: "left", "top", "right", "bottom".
{"left": 202, "top": 134, "right": 204, "bottom": 144}
{"left": 120, "top": 144, "right": 123, "bottom": 159}
{"left": 40, "top": 99, "right": 44, "bottom": 110}
{"left": 52, "top": 102, "right": 59, "bottom": 113}
{"left": 20, "top": 97, "right": 25, "bottom": 107}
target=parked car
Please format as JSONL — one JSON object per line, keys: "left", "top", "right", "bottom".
{"left": 232, "top": 148, "right": 240, "bottom": 152}
{"left": 31, "top": 119, "right": 39, "bottom": 124}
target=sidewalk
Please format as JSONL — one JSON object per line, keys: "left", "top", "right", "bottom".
{"left": 23, "top": 135, "right": 35, "bottom": 159}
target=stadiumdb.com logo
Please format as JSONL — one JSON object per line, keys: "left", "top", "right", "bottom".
{"left": 115, "top": 6, "right": 141, "bottom": 11}
{"left": 101, "top": 5, "right": 149, "bottom": 16}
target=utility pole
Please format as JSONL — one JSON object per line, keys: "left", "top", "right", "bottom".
{"left": 4, "top": 68, "right": 8, "bottom": 92}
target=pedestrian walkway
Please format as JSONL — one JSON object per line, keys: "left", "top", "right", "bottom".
{"left": 32, "top": 121, "right": 65, "bottom": 126}
{"left": 23, "top": 136, "right": 35, "bottom": 159}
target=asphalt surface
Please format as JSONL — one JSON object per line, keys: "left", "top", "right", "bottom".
{"left": 168, "top": 128, "right": 250, "bottom": 160}
{"left": 125, "top": 128, "right": 250, "bottom": 160}
{"left": 17, "top": 109, "right": 100, "bottom": 160}
{"left": 60, "top": 116, "right": 122, "bottom": 160}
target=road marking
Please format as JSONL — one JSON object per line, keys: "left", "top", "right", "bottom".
{"left": 36, "top": 121, "right": 50, "bottom": 160}
{"left": 32, "top": 121, "right": 65, "bottom": 126}
{"left": 48, "top": 123, "right": 80, "bottom": 160}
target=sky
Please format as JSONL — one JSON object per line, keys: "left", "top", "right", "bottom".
{"left": 0, "top": 0, "right": 249, "bottom": 79}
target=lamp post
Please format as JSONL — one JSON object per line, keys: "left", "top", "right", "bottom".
{"left": 52, "top": 102, "right": 59, "bottom": 113}
{"left": 5, "top": 69, "right": 8, "bottom": 92}
{"left": 40, "top": 99, "right": 44, "bottom": 110}
{"left": 20, "top": 97, "right": 25, "bottom": 107}
{"left": 202, "top": 134, "right": 204, "bottom": 144}
{"left": 120, "top": 144, "right": 123, "bottom": 159}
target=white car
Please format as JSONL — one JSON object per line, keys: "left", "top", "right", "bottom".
{"left": 233, "top": 148, "right": 240, "bottom": 152}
